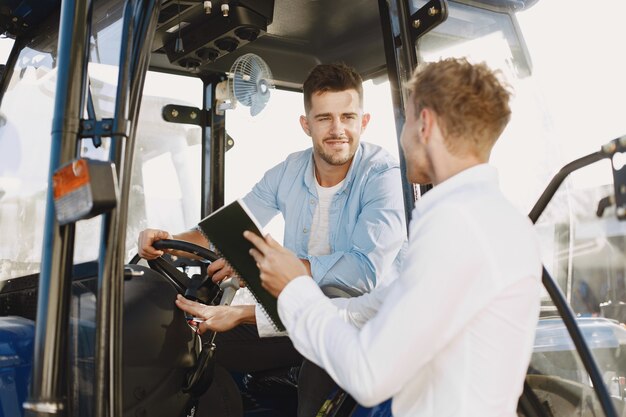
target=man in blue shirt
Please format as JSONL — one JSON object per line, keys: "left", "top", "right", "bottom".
{"left": 138, "top": 63, "right": 406, "bottom": 415}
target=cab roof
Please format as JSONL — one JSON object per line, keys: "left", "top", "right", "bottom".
{"left": 0, "top": 0, "right": 539, "bottom": 86}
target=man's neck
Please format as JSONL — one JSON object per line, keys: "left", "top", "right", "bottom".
{"left": 313, "top": 155, "right": 351, "bottom": 187}
{"left": 432, "top": 154, "right": 485, "bottom": 186}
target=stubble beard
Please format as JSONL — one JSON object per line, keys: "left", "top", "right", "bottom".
{"left": 315, "top": 137, "right": 356, "bottom": 166}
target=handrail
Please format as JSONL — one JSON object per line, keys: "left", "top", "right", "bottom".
{"left": 24, "top": 0, "right": 93, "bottom": 415}
{"left": 527, "top": 136, "right": 626, "bottom": 417}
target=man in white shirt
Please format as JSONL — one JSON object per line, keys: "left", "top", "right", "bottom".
{"left": 244, "top": 57, "right": 542, "bottom": 416}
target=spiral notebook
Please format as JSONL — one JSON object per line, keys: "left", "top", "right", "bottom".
{"left": 197, "top": 199, "right": 285, "bottom": 331}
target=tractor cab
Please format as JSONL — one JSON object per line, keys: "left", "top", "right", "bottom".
{"left": 1, "top": 0, "right": 626, "bottom": 416}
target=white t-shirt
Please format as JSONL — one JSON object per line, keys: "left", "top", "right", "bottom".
{"left": 253, "top": 173, "right": 345, "bottom": 336}
{"left": 277, "top": 164, "right": 542, "bottom": 417}
{"left": 308, "top": 178, "right": 344, "bottom": 256}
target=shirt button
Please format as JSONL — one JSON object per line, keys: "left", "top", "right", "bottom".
{"left": 310, "top": 199, "right": 315, "bottom": 204}
{"left": 303, "top": 228, "right": 308, "bottom": 233}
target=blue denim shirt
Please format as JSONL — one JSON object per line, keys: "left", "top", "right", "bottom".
{"left": 242, "top": 142, "right": 406, "bottom": 296}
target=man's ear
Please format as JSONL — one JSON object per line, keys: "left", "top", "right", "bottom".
{"left": 419, "top": 107, "right": 435, "bottom": 144}
{"left": 361, "top": 112, "right": 371, "bottom": 132}
{"left": 299, "top": 115, "right": 311, "bottom": 136}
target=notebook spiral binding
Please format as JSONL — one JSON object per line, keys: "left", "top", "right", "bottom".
{"left": 196, "top": 225, "right": 283, "bottom": 332}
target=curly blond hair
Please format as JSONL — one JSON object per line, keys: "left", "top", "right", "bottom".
{"left": 407, "top": 57, "right": 512, "bottom": 158}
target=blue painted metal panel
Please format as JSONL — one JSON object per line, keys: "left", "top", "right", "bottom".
{"left": 0, "top": 316, "right": 34, "bottom": 417}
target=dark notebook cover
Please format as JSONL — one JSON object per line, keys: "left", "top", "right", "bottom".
{"left": 197, "top": 199, "right": 285, "bottom": 331}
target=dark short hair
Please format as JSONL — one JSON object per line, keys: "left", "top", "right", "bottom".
{"left": 302, "top": 63, "right": 363, "bottom": 113}
{"left": 407, "top": 57, "right": 512, "bottom": 157}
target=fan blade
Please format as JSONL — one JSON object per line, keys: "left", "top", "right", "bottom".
{"left": 234, "top": 74, "right": 256, "bottom": 106}
{"left": 250, "top": 84, "right": 270, "bottom": 116}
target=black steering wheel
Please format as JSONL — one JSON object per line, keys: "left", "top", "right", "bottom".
{"left": 130, "top": 239, "right": 219, "bottom": 298}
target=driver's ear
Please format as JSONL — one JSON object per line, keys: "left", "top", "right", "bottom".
{"left": 299, "top": 115, "right": 311, "bottom": 136}
{"left": 360, "top": 112, "right": 371, "bottom": 132}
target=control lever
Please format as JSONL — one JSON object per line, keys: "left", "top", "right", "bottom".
{"left": 218, "top": 276, "right": 241, "bottom": 306}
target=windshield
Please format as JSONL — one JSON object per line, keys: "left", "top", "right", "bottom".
{"left": 0, "top": 44, "right": 56, "bottom": 279}
{"left": 0, "top": 14, "right": 203, "bottom": 280}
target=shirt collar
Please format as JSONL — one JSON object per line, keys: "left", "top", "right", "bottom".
{"left": 413, "top": 164, "right": 499, "bottom": 216}
{"left": 304, "top": 144, "right": 363, "bottom": 195}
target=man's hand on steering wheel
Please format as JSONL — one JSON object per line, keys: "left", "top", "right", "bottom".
{"left": 138, "top": 228, "right": 173, "bottom": 259}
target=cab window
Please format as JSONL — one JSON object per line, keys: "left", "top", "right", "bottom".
{"left": 224, "top": 77, "right": 399, "bottom": 242}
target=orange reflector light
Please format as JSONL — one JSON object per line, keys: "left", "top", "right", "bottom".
{"left": 53, "top": 159, "right": 90, "bottom": 199}
{"left": 52, "top": 158, "right": 117, "bottom": 225}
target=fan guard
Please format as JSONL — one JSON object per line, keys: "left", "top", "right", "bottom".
{"left": 227, "top": 53, "right": 274, "bottom": 116}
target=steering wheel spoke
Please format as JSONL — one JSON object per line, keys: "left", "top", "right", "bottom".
{"left": 147, "top": 257, "right": 189, "bottom": 294}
